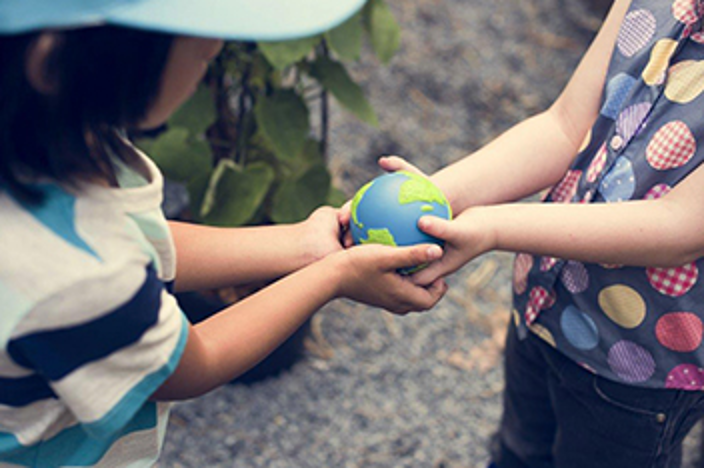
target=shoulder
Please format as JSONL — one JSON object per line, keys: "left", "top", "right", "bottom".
{"left": 0, "top": 184, "right": 166, "bottom": 333}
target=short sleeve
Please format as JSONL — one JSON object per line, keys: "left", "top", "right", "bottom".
{"left": 7, "top": 263, "right": 188, "bottom": 440}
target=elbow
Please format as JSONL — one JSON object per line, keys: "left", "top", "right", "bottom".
{"left": 546, "top": 101, "right": 595, "bottom": 157}
{"left": 653, "top": 197, "right": 704, "bottom": 267}
{"left": 670, "top": 245, "right": 704, "bottom": 268}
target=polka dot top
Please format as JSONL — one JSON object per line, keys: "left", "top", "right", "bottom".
{"left": 513, "top": 0, "right": 704, "bottom": 390}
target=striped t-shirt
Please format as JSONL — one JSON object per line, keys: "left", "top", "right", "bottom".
{"left": 0, "top": 147, "right": 188, "bottom": 466}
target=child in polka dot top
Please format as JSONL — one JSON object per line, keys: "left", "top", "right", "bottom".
{"left": 373, "top": 0, "right": 704, "bottom": 466}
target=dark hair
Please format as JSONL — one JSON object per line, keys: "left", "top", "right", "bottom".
{"left": 0, "top": 26, "right": 174, "bottom": 202}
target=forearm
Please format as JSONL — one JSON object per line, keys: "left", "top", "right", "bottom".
{"left": 431, "top": 110, "right": 581, "bottom": 212}
{"left": 477, "top": 199, "right": 704, "bottom": 268}
{"left": 432, "top": 0, "right": 629, "bottom": 215}
{"left": 152, "top": 255, "right": 343, "bottom": 400}
{"left": 169, "top": 220, "right": 317, "bottom": 292}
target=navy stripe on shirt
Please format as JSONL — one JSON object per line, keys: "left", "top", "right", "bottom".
{"left": 7, "top": 265, "right": 163, "bottom": 381}
{"left": 0, "top": 374, "right": 56, "bottom": 407}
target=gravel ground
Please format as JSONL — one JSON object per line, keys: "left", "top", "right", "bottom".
{"left": 159, "top": 1, "right": 702, "bottom": 466}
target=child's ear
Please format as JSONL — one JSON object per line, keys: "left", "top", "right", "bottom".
{"left": 25, "top": 32, "right": 62, "bottom": 95}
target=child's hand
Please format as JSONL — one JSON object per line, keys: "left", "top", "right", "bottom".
{"left": 334, "top": 243, "right": 448, "bottom": 314}
{"left": 338, "top": 199, "right": 355, "bottom": 248}
{"left": 411, "top": 208, "right": 495, "bottom": 286}
{"left": 377, "top": 155, "right": 426, "bottom": 176}
{"left": 300, "top": 206, "right": 345, "bottom": 262}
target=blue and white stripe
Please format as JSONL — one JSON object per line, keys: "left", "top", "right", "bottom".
{"left": 0, "top": 147, "right": 186, "bottom": 466}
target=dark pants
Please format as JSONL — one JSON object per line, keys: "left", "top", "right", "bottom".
{"left": 492, "top": 321, "right": 704, "bottom": 468}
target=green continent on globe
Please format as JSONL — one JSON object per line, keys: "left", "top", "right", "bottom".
{"left": 350, "top": 180, "right": 373, "bottom": 229}
{"left": 360, "top": 228, "right": 398, "bottom": 246}
{"left": 397, "top": 171, "right": 451, "bottom": 216}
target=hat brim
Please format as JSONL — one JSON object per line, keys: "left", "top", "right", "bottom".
{"left": 1, "top": 0, "right": 366, "bottom": 41}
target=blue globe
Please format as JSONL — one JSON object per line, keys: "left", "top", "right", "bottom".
{"left": 350, "top": 171, "right": 452, "bottom": 252}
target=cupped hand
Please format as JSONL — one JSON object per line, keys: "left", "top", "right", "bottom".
{"left": 300, "top": 206, "right": 345, "bottom": 263}
{"left": 336, "top": 242, "right": 448, "bottom": 314}
{"left": 411, "top": 208, "right": 496, "bottom": 286}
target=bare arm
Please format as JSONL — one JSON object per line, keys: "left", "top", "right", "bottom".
{"left": 151, "top": 242, "right": 447, "bottom": 400}
{"left": 169, "top": 207, "right": 342, "bottom": 292}
{"left": 429, "top": 0, "right": 631, "bottom": 214}
{"left": 413, "top": 161, "right": 704, "bottom": 286}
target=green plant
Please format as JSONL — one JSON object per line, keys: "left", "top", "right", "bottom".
{"left": 138, "top": 0, "right": 401, "bottom": 226}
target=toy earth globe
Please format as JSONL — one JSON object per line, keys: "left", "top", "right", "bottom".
{"left": 350, "top": 170, "right": 453, "bottom": 255}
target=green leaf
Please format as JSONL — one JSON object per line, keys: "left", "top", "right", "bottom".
{"left": 366, "top": 0, "right": 401, "bottom": 65}
{"left": 141, "top": 128, "right": 212, "bottom": 183}
{"left": 293, "top": 138, "right": 325, "bottom": 172}
{"left": 199, "top": 158, "right": 230, "bottom": 218}
{"left": 169, "top": 85, "right": 217, "bottom": 136}
{"left": 309, "top": 57, "right": 378, "bottom": 126}
{"left": 186, "top": 169, "right": 213, "bottom": 222}
{"left": 271, "top": 164, "right": 331, "bottom": 223}
{"left": 254, "top": 89, "right": 310, "bottom": 161}
{"left": 258, "top": 36, "right": 320, "bottom": 69}
{"left": 325, "top": 13, "right": 363, "bottom": 61}
{"left": 202, "top": 161, "right": 275, "bottom": 227}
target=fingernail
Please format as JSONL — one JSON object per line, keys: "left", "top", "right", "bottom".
{"left": 427, "top": 245, "right": 442, "bottom": 259}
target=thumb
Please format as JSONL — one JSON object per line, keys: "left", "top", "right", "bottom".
{"left": 417, "top": 216, "right": 455, "bottom": 242}
{"left": 385, "top": 243, "right": 443, "bottom": 271}
{"left": 338, "top": 200, "right": 352, "bottom": 225}
{"left": 378, "top": 155, "right": 426, "bottom": 176}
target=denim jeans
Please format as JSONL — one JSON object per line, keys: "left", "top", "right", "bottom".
{"left": 492, "top": 320, "right": 704, "bottom": 468}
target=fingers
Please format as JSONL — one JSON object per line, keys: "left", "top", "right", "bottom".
{"left": 378, "top": 155, "right": 426, "bottom": 176}
{"left": 337, "top": 200, "right": 356, "bottom": 248}
{"left": 386, "top": 277, "right": 448, "bottom": 315}
{"left": 342, "top": 229, "right": 354, "bottom": 248}
{"left": 384, "top": 243, "right": 443, "bottom": 271}
{"left": 411, "top": 260, "right": 448, "bottom": 287}
{"left": 417, "top": 215, "right": 453, "bottom": 242}
{"left": 338, "top": 200, "right": 351, "bottom": 225}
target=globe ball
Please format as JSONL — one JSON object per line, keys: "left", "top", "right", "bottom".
{"left": 350, "top": 171, "right": 452, "bottom": 252}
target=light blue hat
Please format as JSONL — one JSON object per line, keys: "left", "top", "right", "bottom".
{"left": 0, "top": 0, "right": 366, "bottom": 41}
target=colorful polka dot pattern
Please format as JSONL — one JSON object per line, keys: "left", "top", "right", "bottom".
{"left": 601, "top": 73, "right": 637, "bottom": 119}
{"left": 529, "top": 323, "right": 556, "bottom": 347}
{"left": 666, "top": 364, "right": 704, "bottom": 390}
{"left": 551, "top": 170, "right": 582, "bottom": 203}
{"left": 646, "top": 263, "right": 699, "bottom": 297}
{"left": 525, "top": 286, "right": 555, "bottom": 325}
{"left": 586, "top": 143, "right": 608, "bottom": 183}
{"left": 643, "top": 183, "right": 671, "bottom": 200}
{"left": 514, "top": 0, "right": 704, "bottom": 390}
{"left": 513, "top": 253, "right": 532, "bottom": 294}
{"left": 617, "top": 9, "right": 657, "bottom": 57}
{"left": 656, "top": 312, "right": 703, "bottom": 352}
{"left": 608, "top": 341, "right": 656, "bottom": 383}
{"left": 598, "top": 285, "right": 647, "bottom": 329}
{"left": 540, "top": 256, "right": 558, "bottom": 272}
{"left": 691, "top": 29, "right": 704, "bottom": 43}
{"left": 672, "top": 0, "right": 703, "bottom": 25}
{"left": 561, "top": 306, "right": 599, "bottom": 350}
{"left": 643, "top": 39, "right": 678, "bottom": 85}
{"left": 616, "top": 102, "right": 651, "bottom": 142}
{"left": 646, "top": 120, "right": 697, "bottom": 170}
{"left": 560, "top": 261, "right": 589, "bottom": 293}
{"left": 599, "top": 157, "right": 636, "bottom": 202}
{"left": 666, "top": 60, "right": 704, "bottom": 103}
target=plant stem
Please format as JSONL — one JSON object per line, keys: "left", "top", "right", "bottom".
{"left": 319, "top": 43, "right": 330, "bottom": 163}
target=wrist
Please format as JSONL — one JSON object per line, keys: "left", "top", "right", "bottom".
{"left": 316, "top": 250, "right": 348, "bottom": 299}
{"left": 469, "top": 206, "right": 499, "bottom": 253}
